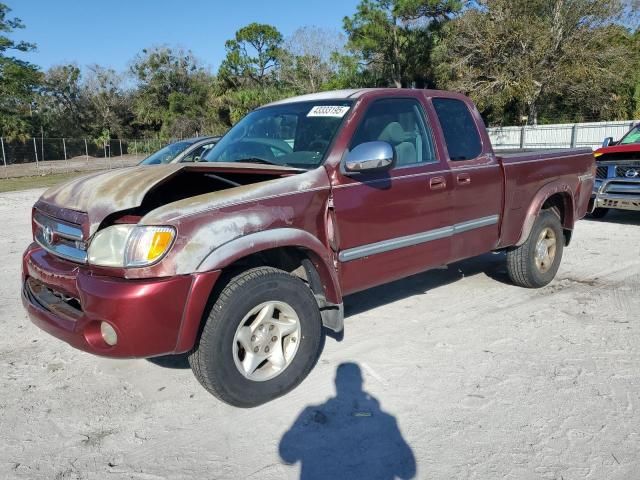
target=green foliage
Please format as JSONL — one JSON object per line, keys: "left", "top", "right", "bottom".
{"left": 434, "top": 0, "right": 640, "bottom": 124}
{"left": 320, "top": 52, "right": 376, "bottom": 90}
{"left": 0, "top": 3, "right": 41, "bottom": 140}
{"left": 632, "top": 29, "right": 640, "bottom": 118}
{"left": 219, "top": 23, "right": 284, "bottom": 88}
{"left": 37, "top": 64, "right": 84, "bottom": 137}
{"left": 343, "top": 0, "right": 460, "bottom": 87}
{"left": 1, "top": 2, "right": 639, "bottom": 143}
{"left": 280, "top": 26, "right": 347, "bottom": 93}
{"left": 131, "top": 46, "right": 212, "bottom": 137}
{"left": 211, "top": 86, "right": 298, "bottom": 125}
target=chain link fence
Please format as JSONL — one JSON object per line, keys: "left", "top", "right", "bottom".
{"left": 0, "top": 137, "right": 178, "bottom": 178}
{"left": 2, "top": 120, "right": 639, "bottom": 179}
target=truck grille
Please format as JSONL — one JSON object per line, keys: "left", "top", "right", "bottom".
{"left": 596, "top": 166, "right": 608, "bottom": 179}
{"left": 33, "top": 211, "right": 87, "bottom": 264}
{"left": 616, "top": 165, "right": 640, "bottom": 179}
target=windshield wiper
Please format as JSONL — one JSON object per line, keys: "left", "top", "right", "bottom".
{"left": 234, "top": 157, "right": 283, "bottom": 166}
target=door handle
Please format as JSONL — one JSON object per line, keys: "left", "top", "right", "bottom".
{"left": 457, "top": 173, "right": 471, "bottom": 185}
{"left": 430, "top": 176, "right": 446, "bottom": 190}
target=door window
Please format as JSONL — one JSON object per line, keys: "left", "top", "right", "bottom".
{"left": 350, "top": 98, "right": 436, "bottom": 167}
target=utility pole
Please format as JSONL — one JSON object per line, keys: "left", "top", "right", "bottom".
{"left": 33, "top": 137, "right": 39, "bottom": 170}
{"left": 1, "top": 137, "right": 7, "bottom": 179}
{"left": 62, "top": 138, "right": 69, "bottom": 171}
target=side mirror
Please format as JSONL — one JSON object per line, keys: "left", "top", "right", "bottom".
{"left": 344, "top": 141, "right": 396, "bottom": 174}
{"left": 193, "top": 155, "right": 201, "bottom": 162}
{"left": 602, "top": 137, "right": 614, "bottom": 147}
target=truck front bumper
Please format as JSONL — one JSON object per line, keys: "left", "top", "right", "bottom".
{"left": 592, "top": 178, "right": 640, "bottom": 212}
{"left": 21, "top": 244, "right": 220, "bottom": 358}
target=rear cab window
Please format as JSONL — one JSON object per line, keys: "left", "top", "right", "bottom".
{"left": 432, "top": 98, "right": 482, "bottom": 161}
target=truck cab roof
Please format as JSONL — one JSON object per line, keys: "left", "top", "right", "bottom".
{"left": 262, "top": 88, "right": 471, "bottom": 108}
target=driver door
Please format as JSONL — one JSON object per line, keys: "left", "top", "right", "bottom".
{"left": 331, "top": 97, "right": 454, "bottom": 295}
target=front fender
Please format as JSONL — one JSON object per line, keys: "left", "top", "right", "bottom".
{"left": 196, "top": 228, "right": 342, "bottom": 305}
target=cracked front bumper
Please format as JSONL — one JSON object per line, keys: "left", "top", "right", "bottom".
{"left": 21, "top": 244, "right": 220, "bottom": 358}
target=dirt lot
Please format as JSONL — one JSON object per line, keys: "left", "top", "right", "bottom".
{"left": 1, "top": 155, "right": 143, "bottom": 179}
{"left": 1, "top": 188, "right": 639, "bottom": 480}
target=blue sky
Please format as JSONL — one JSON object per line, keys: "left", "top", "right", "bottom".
{"left": 11, "top": 0, "right": 360, "bottom": 73}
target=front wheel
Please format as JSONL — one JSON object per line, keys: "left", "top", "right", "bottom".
{"left": 188, "top": 267, "right": 323, "bottom": 407}
{"left": 506, "top": 210, "right": 564, "bottom": 288}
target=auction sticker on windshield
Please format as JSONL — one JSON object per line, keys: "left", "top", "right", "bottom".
{"left": 307, "top": 106, "right": 350, "bottom": 117}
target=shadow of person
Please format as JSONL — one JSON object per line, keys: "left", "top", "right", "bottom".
{"left": 279, "top": 363, "right": 416, "bottom": 480}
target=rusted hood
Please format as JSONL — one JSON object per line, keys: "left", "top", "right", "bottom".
{"left": 38, "top": 165, "right": 185, "bottom": 234}
{"left": 36, "top": 163, "right": 315, "bottom": 236}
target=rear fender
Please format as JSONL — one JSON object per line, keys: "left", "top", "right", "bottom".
{"left": 196, "top": 228, "right": 342, "bottom": 305}
{"left": 516, "top": 181, "right": 575, "bottom": 246}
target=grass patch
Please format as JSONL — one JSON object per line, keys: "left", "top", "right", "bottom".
{"left": 0, "top": 172, "right": 86, "bottom": 193}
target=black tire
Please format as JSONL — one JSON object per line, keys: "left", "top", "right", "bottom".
{"left": 588, "top": 208, "right": 609, "bottom": 219}
{"left": 188, "top": 267, "right": 323, "bottom": 407}
{"left": 506, "top": 209, "right": 564, "bottom": 288}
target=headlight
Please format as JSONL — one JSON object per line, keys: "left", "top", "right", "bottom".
{"left": 88, "top": 225, "right": 176, "bottom": 268}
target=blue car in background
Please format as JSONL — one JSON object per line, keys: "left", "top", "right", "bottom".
{"left": 139, "top": 136, "right": 220, "bottom": 165}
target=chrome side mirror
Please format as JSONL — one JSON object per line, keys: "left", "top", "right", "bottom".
{"left": 602, "top": 137, "right": 614, "bottom": 147}
{"left": 344, "top": 141, "right": 396, "bottom": 174}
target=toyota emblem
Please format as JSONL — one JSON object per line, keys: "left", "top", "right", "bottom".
{"left": 625, "top": 168, "right": 639, "bottom": 178}
{"left": 43, "top": 225, "right": 54, "bottom": 244}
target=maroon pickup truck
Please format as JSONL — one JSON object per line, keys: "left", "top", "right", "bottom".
{"left": 22, "top": 89, "right": 595, "bottom": 406}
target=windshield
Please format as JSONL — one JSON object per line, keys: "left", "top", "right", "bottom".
{"left": 140, "top": 140, "right": 194, "bottom": 165}
{"left": 202, "top": 101, "right": 352, "bottom": 169}
{"left": 619, "top": 125, "right": 640, "bottom": 145}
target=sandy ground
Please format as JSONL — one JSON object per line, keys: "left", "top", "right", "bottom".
{"left": 1, "top": 188, "right": 639, "bottom": 480}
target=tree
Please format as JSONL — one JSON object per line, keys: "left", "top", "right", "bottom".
{"left": 320, "top": 52, "right": 377, "bottom": 90}
{"left": 435, "top": 0, "right": 640, "bottom": 125}
{"left": 37, "top": 64, "right": 134, "bottom": 140}
{"left": 131, "top": 46, "right": 212, "bottom": 137}
{"left": 83, "top": 65, "right": 132, "bottom": 138}
{"left": 219, "top": 23, "right": 284, "bottom": 87}
{"left": 37, "top": 64, "right": 85, "bottom": 137}
{"left": 281, "top": 26, "right": 346, "bottom": 92}
{"left": 209, "top": 84, "right": 297, "bottom": 126}
{"left": 210, "top": 24, "right": 291, "bottom": 128}
{"left": 343, "top": 0, "right": 461, "bottom": 88}
{"left": 0, "top": 3, "right": 41, "bottom": 140}
{"left": 632, "top": 28, "right": 640, "bottom": 118}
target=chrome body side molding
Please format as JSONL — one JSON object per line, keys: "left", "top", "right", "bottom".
{"left": 338, "top": 215, "right": 500, "bottom": 262}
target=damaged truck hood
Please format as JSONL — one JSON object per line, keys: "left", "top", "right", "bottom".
{"left": 37, "top": 163, "right": 310, "bottom": 236}
{"left": 40, "top": 165, "right": 182, "bottom": 222}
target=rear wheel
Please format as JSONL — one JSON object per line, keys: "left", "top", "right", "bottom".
{"left": 188, "top": 267, "right": 322, "bottom": 407}
{"left": 506, "top": 210, "right": 564, "bottom": 288}
{"left": 588, "top": 208, "right": 609, "bottom": 219}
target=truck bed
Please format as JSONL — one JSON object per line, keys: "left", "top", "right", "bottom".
{"left": 497, "top": 148, "right": 595, "bottom": 248}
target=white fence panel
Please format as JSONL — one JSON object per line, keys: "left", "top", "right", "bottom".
{"left": 488, "top": 120, "right": 639, "bottom": 151}
{"left": 488, "top": 126, "right": 522, "bottom": 150}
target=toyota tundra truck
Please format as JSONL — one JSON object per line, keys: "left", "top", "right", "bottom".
{"left": 21, "top": 89, "right": 596, "bottom": 407}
